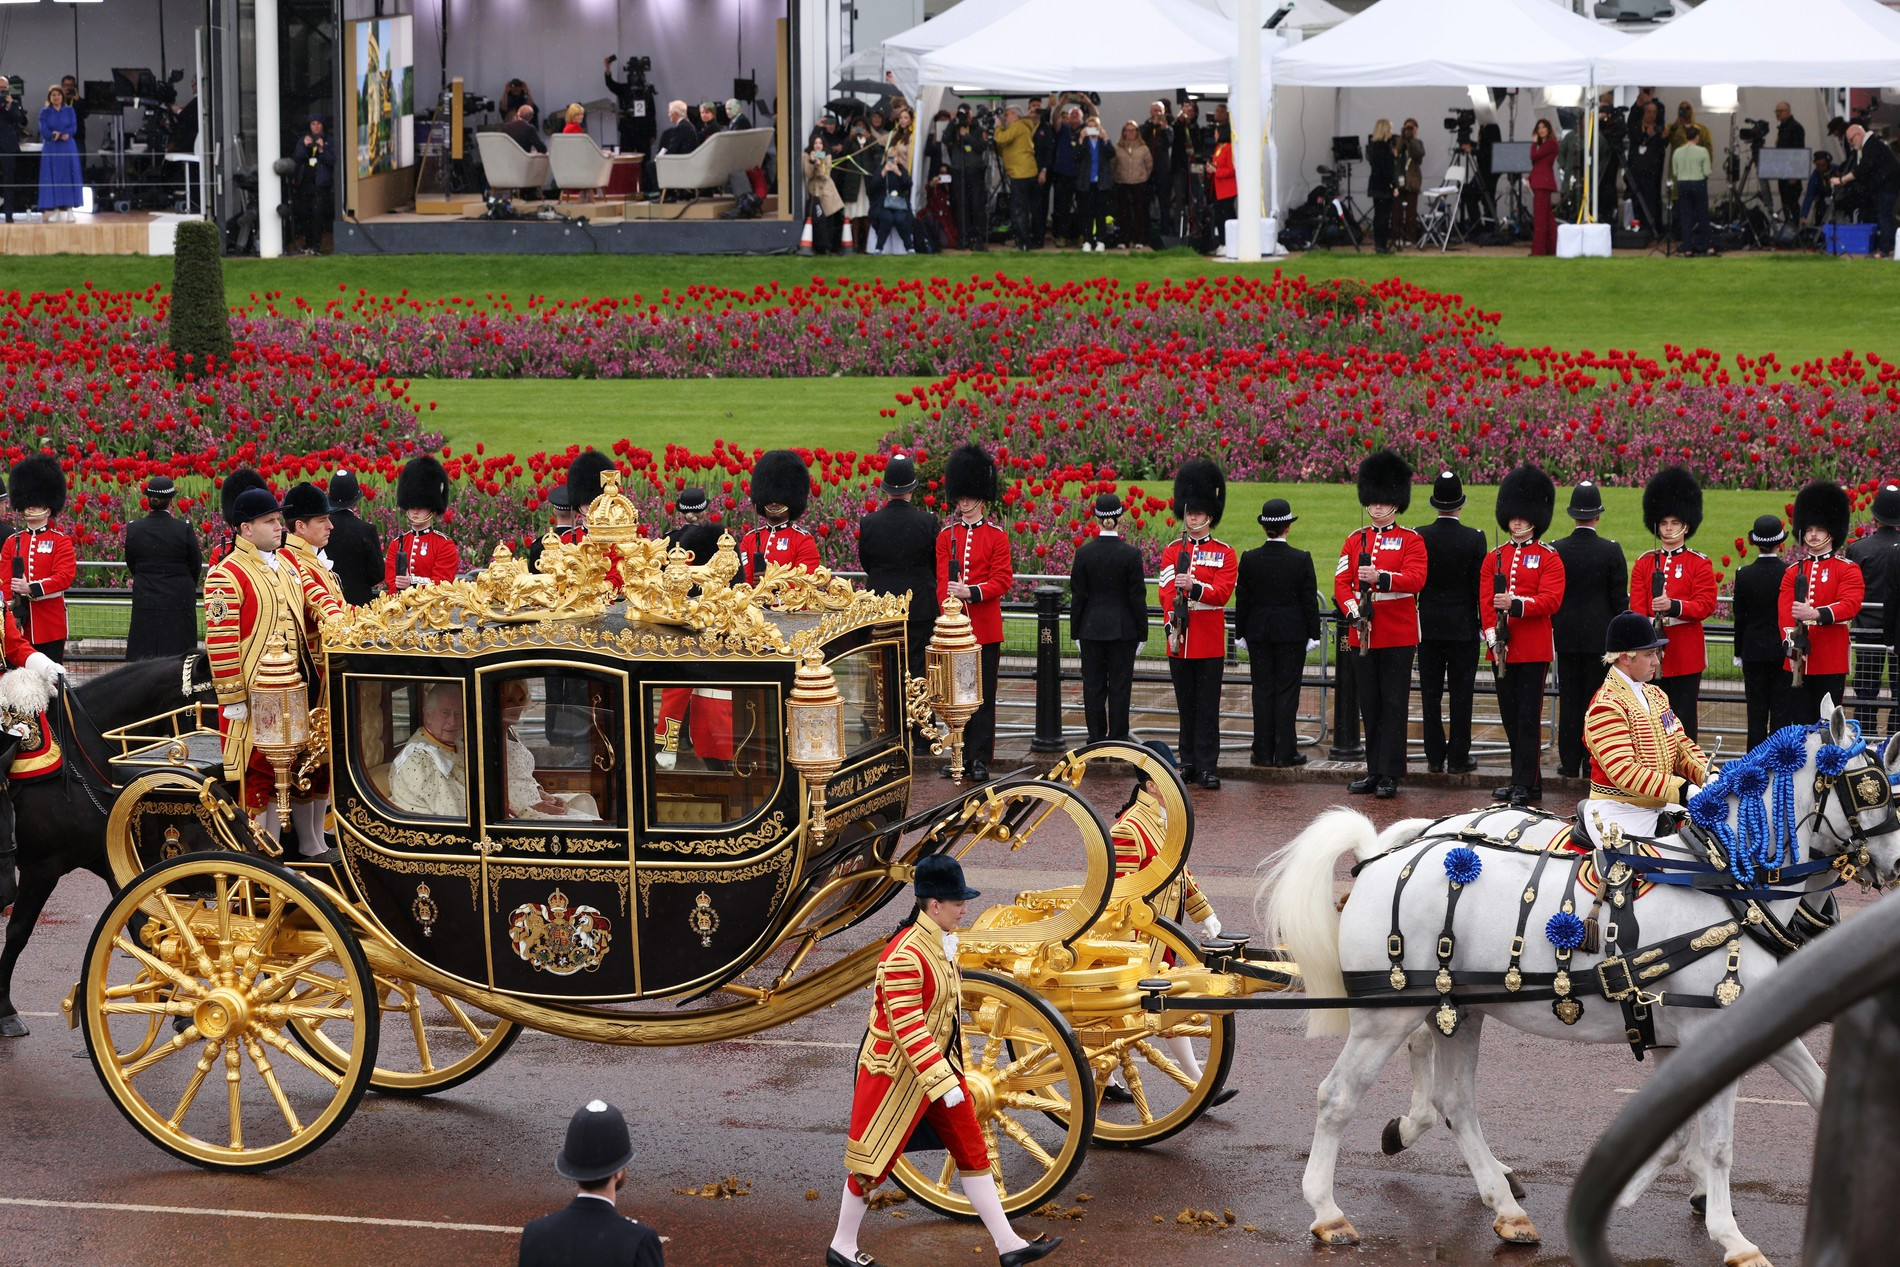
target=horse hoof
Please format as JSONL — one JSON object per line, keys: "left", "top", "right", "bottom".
{"left": 1381, "top": 1117, "right": 1408, "bottom": 1155}
{"left": 0, "top": 1013, "right": 29, "bottom": 1038}
{"left": 1310, "top": 1217, "right": 1360, "bottom": 1245}
{"left": 1724, "top": 1253, "right": 1771, "bottom": 1267}
{"left": 1691, "top": 1193, "right": 1707, "bottom": 1218}
{"left": 1506, "top": 1169, "right": 1527, "bottom": 1201}
{"left": 1493, "top": 1213, "right": 1540, "bottom": 1244}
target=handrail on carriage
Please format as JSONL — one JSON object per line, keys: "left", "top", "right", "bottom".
{"left": 98, "top": 699, "right": 223, "bottom": 769}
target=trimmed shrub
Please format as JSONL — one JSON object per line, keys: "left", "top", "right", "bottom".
{"left": 168, "top": 219, "right": 233, "bottom": 375}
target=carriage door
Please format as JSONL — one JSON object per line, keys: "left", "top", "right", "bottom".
{"left": 475, "top": 664, "right": 637, "bottom": 999}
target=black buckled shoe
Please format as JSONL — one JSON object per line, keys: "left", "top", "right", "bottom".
{"left": 1197, "top": 770, "right": 1221, "bottom": 790}
{"left": 1374, "top": 778, "right": 1397, "bottom": 799}
{"left": 1100, "top": 1083, "right": 1135, "bottom": 1103}
{"left": 1347, "top": 776, "right": 1375, "bottom": 794}
{"left": 826, "top": 1250, "right": 878, "bottom": 1267}
{"left": 999, "top": 1235, "right": 1062, "bottom": 1267}
{"left": 1492, "top": 784, "right": 1521, "bottom": 803}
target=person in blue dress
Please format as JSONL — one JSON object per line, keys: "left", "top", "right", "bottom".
{"left": 37, "top": 84, "right": 83, "bottom": 222}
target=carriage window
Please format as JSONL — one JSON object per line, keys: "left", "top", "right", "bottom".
{"left": 833, "top": 644, "right": 896, "bottom": 758}
{"left": 351, "top": 678, "right": 468, "bottom": 822}
{"left": 643, "top": 683, "right": 782, "bottom": 826}
{"left": 489, "top": 670, "right": 621, "bottom": 826}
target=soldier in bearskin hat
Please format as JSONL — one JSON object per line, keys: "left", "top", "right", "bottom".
{"left": 1631, "top": 466, "right": 1716, "bottom": 738}
{"left": 857, "top": 453, "right": 940, "bottom": 677}
{"left": 384, "top": 454, "right": 458, "bottom": 592}
{"left": 1781, "top": 480, "right": 1864, "bottom": 724}
{"left": 1413, "top": 469, "right": 1486, "bottom": 775}
{"left": 1732, "top": 513, "right": 1792, "bottom": 748}
{"left": 1482, "top": 466, "right": 1566, "bottom": 806}
{"left": 1334, "top": 450, "right": 1428, "bottom": 798}
{"left": 1550, "top": 479, "right": 1627, "bottom": 778}
{"left": 1160, "top": 461, "right": 1237, "bottom": 788}
{"left": 936, "top": 445, "right": 1013, "bottom": 783}
{"left": 2, "top": 455, "right": 75, "bottom": 663}
{"left": 1069, "top": 491, "right": 1147, "bottom": 745}
{"left": 565, "top": 449, "right": 616, "bottom": 541}
{"left": 740, "top": 449, "right": 821, "bottom": 584}
{"left": 1847, "top": 482, "right": 1900, "bottom": 736}
{"left": 322, "top": 469, "right": 383, "bottom": 605}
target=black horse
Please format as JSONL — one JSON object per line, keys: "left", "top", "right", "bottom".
{"left": 0, "top": 653, "right": 217, "bottom": 1037}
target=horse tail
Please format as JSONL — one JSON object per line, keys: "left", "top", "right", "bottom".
{"left": 1262, "top": 807, "right": 1377, "bottom": 1038}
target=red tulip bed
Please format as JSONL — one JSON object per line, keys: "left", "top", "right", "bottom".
{"left": 6, "top": 275, "right": 1899, "bottom": 585}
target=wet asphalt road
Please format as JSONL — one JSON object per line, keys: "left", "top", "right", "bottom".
{"left": 0, "top": 779, "right": 1819, "bottom": 1267}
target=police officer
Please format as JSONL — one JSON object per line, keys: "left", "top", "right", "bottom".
{"left": 1335, "top": 450, "right": 1427, "bottom": 799}
{"left": 3, "top": 455, "right": 75, "bottom": 664}
{"left": 1550, "top": 480, "right": 1627, "bottom": 778}
{"left": 383, "top": 455, "right": 458, "bottom": 591}
{"left": 937, "top": 445, "right": 1013, "bottom": 782}
{"left": 1161, "top": 460, "right": 1237, "bottom": 789}
{"left": 520, "top": 1099, "right": 665, "bottom": 1267}
{"left": 323, "top": 469, "right": 382, "bottom": 605}
{"left": 664, "top": 486, "right": 711, "bottom": 553}
{"left": 1847, "top": 482, "right": 1900, "bottom": 736}
{"left": 122, "top": 474, "right": 202, "bottom": 661}
{"left": 1631, "top": 466, "right": 1716, "bottom": 739}
{"left": 1781, "top": 481, "right": 1864, "bottom": 724}
{"left": 1413, "top": 470, "right": 1484, "bottom": 775}
{"left": 1732, "top": 513, "right": 1791, "bottom": 748}
{"left": 856, "top": 453, "right": 940, "bottom": 676}
{"left": 1235, "top": 499, "right": 1319, "bottom": 768}
{"left": 1069, "top": 491, "right": 1146, "bottom": 745}
{"left": 740, "top": 450, "right": 821, "bottom": 583}
{"left": 1482, "top": 466, "right": 1566, "bottom": 806}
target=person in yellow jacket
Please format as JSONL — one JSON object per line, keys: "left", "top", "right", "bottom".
{"left": 1583, "top": 610, "right": 1712, "bottom": 841}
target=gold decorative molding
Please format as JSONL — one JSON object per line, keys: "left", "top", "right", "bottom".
{"left": 345, "top": 798, "right": 467, "bottom": 850}
{"left": 636, "top": 850, "right": 794, "bottom": 917}
{"left": 487, "top": 864, "right": 631, "bottom": 913}
{"left": 347, "top": 839, "right": 481, "bottom": 906}
{"left": 644, "top": 811, "right": 789, "bottom": 859}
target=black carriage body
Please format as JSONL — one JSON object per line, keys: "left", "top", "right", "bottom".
{"left": 328, "top": 606, "right": 914, "bottom": 1002}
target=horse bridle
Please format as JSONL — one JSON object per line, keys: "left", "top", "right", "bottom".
{"left": 1802, "top": 746, "right": 1898, "bottom": 890}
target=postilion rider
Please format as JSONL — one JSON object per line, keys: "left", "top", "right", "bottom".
{"left": 1581, "top": 610, "right": 1712, "bottom": 842}
{"left": 0, "top": 595, "right": 69, "bottom": 848}
{"left": 828, "top": 854, "right": 1061, "bottom": 1267}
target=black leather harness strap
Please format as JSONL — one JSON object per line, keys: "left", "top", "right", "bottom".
{"left": 1384, "top": 839, "right": 1441, "bottom": 991}
{"left": 1503, "top": 845, "right": 1558, "bottom": 995}
{"left": 1431, "top": 861, "right": 1475, "bottom": 1036}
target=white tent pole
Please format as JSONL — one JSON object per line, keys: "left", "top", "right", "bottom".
{"left": 1234, "top": 0, "right": 1264, "bottom": 260}
{"left": 1584, "top": 75, "right": 1596, "bottom": 225}
{"left": 257, "top": 0, "right": 283, "bottom": 259}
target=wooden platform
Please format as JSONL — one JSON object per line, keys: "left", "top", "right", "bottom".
{"left": 0, "top": 211, "right": 169, "bottom": 255}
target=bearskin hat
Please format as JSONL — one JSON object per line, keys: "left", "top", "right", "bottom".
{"left": 1494, "top": 464, "right": 1556, "bottom": 538}
{"left": 750, "top": 449, "right": 811, "bottom": 520}
{"left": 566, "top": 450, "right": 617, "bottom": 510}
{"left": 220, "top": 467, "right": 271, "bottom": 528}
{"left": 281, "top": 482, "right": 333, "bottom": 527}
{"left": 1642, "top": 465, "right": 1703, "bottom": 538}
{"left": 1356, "top": 448, "right": 1414, "bottom": 513}
{"left": 397, "top": 454, "right": 451, "bottom": 514}
{"left": 944, "top": 444, "right": 999, "bottom": 505}
{"left": 7, "top": 454, "right": 65, "bottom": 517}
{"left": 1171, "top": 459, "right": 1226, "bottom": 526}
{"left": 1792, "top": 480, "right": 1851, "bottom": 550}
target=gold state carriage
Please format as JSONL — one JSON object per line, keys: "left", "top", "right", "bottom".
{"left": 69, "top": 472, "right": 1290, "bottom": 1210}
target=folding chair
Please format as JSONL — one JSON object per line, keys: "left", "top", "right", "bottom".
{"left": 1416, "top": 156, "right": 1473, "bottom": 252}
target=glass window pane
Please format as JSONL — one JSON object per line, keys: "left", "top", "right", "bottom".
{"left": 493, "top": 671, "right": 620, "bottom": 825}
{"left": 832, "top": 644, "right": 896, "bottom": 757}
{"left": 644, "top": 684, "right": 782, "bottom": 826}
{"left": 355, "top": 677, "right": 468, "bottom": 821}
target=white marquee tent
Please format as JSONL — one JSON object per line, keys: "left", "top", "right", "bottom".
{"left": 1272, "top": 0, "right": 1631, "bottom": 88}
{"left": 1600, "top": 0, "right": 1900, "bottom": 87}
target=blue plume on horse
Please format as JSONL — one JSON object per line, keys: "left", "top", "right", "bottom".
{"left": 1686, "top": 720, "right": 1857, "bottom": 885}
{"left": 1546, "top": 911, "right": 1587, "bottom": 951}
{"left": 1444, "top": 847, "right": 1483, "bottom": 885}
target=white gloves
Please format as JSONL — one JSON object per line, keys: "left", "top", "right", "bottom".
{"left": 942, "top": 932, "right": 960, "bottom": 960}
{"left": 1305, "top": 638, "right": 1320, "bottom": 653}
{"left": 24, "top": 652, "right": 64, "bottom": 686}
{"left": 1234, "top": 637, "right": 1247, "bottom": 652}
{"left": 1200, "top": 914, "right": 1223, "bottom": 941}
{"left": 941, "top": 1085, "right": 966, "bottom": 1109}
{"left": 654, "top": 751, "right": 677, "bottom": 771}
{"left": 222, "top": 703, "right": 248, "bottom": 722}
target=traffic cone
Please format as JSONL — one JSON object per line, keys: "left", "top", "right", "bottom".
{"left": 798, "top": 210, "right": 815, "bottom": 254}
{"left": 841, "top": 216, "right": 856, "bottom": 250}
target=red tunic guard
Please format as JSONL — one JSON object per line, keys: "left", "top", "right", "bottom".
{"left": 1629, "top": 547, "right": 1717, "bottom": 677}
{"left": 738, "top": 522, "right": 821, "bottom": 584}
{"left": 1158, "top": 535, "right": 1238, "bottom": 660}
{"left": 1779, "top": 551, "right": 1864, "bottom": 677}
{"left": 0, "top": 527, "right": 76, "bottom": 646}
{"left": 383, "top": 526, "right": 459, "bottom": 592}
{"left": 1333, "top": 524, "right": 1428, "bottom": 650}
{"left": 935, "top": 519, "right": 1014, "bottom": 645}
{"left": 1480, "top": 539, "right": 1566, "bottom": 663}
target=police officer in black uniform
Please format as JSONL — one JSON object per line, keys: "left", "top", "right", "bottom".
{"left": 1550, "top": 479, "right": 1627, "bottom": 777}
{"left": 1235, "top": 499, "right": 1320, "bottom": 767}
{"left": 663, "top": 486, "right": 711, "bottom": 552}
{"left": 1848, "top": 482, "right": 1900, "bottom": 736}
{"left": 323, "top": 469, "right": 383, "bottom": 605}
{"left": 519, "top": 1099, "right": 665, "bottom": 1267}
{"left": 1732, "top": 513, "right": 1791, "bottom": 749}
{"left": 122, "top": 475, "right": 202, "bottom": 661}
{"left": 1413, "top": 470, "right": 1485, "bottom": 774}
{"left": 856, "top": 453, "right": 941, "bottom": 676}
{"left": 1069, "top": 491, "right": 1147, "bottom": 744}
{"left": 524, "top": 484, "right": 574, "bottom": 574}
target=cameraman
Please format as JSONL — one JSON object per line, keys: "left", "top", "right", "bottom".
{"left": 290, "top": 111, "right": 334, "bottom": 254}
{"left": 1595, "top": 93, "right": 1625, "bottom": 227}
{"left": 602, "top": 55, "right": 658, "bottom": 192}
{"left": 0, "top": 75, "right": 24, "bottom": 224}
{"left": 945, "top": 107, "right": 990, "bottom": 252}
{"left": 1773, "top": 101, "right": 1806, "bottom": 223}
{"left": 1048, "top": 105, "right": 1083, "bottom": 246}
{"left": 1833, "top": 123, "right": 1900, "bottom": 256}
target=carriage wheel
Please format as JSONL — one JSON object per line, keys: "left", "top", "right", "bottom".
{"left": 79, "top": 853, "right": 379, "bottom": 1171}
{"left": 290, "top": 973, "right": 520, "bottom": 1097}
{"left": 891, "top": 970, "right": 1094, "bottom": 1220}
{"left": 1056, "top": 917, "right": 1237, "bottom": 1149}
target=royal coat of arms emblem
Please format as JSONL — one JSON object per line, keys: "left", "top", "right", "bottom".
{"left": 508, "top": 887, "right": 613, "bottom": 974}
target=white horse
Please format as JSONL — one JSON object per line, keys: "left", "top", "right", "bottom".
{"left": 1263, "top": 702, "right": 1900, "bottom": 1267}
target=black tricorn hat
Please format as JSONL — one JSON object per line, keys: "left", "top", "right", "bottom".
{"left": 882, "top": 452, "right": 919, "bottom": 494}
{"left": 220, "top": 467, "right": 271, "bottom": 528}
{"left": 1873, "top": 483, "right": 1900, "bottom": 528}
{"left": 913, "top": 853, "right": 981, "bottom": 902}
{"left": 676, "top": 486, "right": 710, "bottom": 514}
{"left": 1429, "top": 469, "right": 1465, "bottom": 511}
{"left": 1748, "top": 513, "right": 1787, "bottom": 546}
{"left": 1495, "top": 464, "right": 1556, "bottom": 538}
{"left": 1356, "top": 449, "right": 1413, "bottom": 512}
{"left": 566, "top": 450, "right": 617, "bottom": 511}
{"left": 397, "top": 455, "right": 450, "bottom": 514}
{"left": 1567, "top": 479, "right": 1606, "bottom": 520}
{"left": 328, "top": 469, "right": 362, "bottom": 507}
{"left": 8, "top": 455, "right": 65, "bottom": 517}
{"left": 944, "top": 444, "right": 999, "bottom": 505}
{"left": 554, "top": 1099, "right": 636, "bottom": 1183}
{"left": 1642, "top": 465, "right": 1703, "bottom": 538}
{"left": 1171, "top": 458, "right": 1225, "bottom": 526}
{"left": 281, "top": 482, "right": 332, "bottom": 526}
{"left": 1792, "top": 480, "right": 1851, "bottom": 550}
{"left": 750, "top": 449, "right": 811, "bottom": 520}
{"left": 1093, "top": 491, "right": 1124, "bottom": 520}
{"left": 1606, "top": 609, "right": 1668, "bottom": 655}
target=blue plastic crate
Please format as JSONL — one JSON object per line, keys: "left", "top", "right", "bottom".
{"left": 1826, "top": 223, "right": 1876, "bottom": 255}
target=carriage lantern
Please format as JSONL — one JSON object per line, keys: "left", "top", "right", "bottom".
{"left": 925, "top": 596, "right": 983, "bottom": 782}
{"left": 247, "top": 628, "right": 310, "bottom": 829}
{"left": 786, "top": 647, "right": 846, "bottom": 852}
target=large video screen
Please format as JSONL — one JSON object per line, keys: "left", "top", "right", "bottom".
{"left": 354, "top": 16, "right": 414, "bottom": 177}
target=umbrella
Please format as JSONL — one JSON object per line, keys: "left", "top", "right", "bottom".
{"left": 832, "top": 77, "right": 902, "bottom": 102}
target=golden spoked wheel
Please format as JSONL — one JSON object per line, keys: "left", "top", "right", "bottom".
{"left": 291, "top": 973, "right": 520, "bottom": 1097}
{"left": 891, "top": 969, "right": 1095, "bottom": 1219}
{"left": 79, "top": 853, "right": 379, "bottom": 1171}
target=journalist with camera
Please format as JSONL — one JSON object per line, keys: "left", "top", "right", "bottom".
{"left": 1771, "top": 102, "right": 1806, "bottom": 222}
{"left": 1594, "top": 93, "right": 1625, "bottom": 227}
{"left": 290, "top": 111, "right": 333, "bottom": 255}
{"left": 0, "top": 75, "right": 24, "bottom": 224}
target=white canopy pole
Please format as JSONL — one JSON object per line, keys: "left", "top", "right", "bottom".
{"left": 257, "top": 0, "right": 283, "bottom": 258}
{"left": 1234, "top": 0, "right": 1264, "bottom": 260}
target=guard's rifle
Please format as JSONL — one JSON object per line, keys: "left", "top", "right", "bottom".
{"left": 8, "top": 535, "right": 25, "bottom": 637}
{"left": 1487, "top": 544, "right": 1510, "bottom": 691}
{"left": 1166, "top": 531, "right": 1192, "bottom": 657}
{"left": 1649, "top": 554, "right": 1669, "bottom": 646}
{"left": 752, "top": 519, "right": 770, "bottom": 585}
{"left": 1352, "top": 526, "right": 1374, "bottom": 656}
{"left": 1789, "top": 565, "right": 1812, "bottom": 687}
{"left": 394, "top": 533, "right": 409, "bottom": 592}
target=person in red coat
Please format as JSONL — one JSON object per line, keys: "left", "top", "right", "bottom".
{"left": 1528, "top": 118, "right": 1558, "bottom": 257}
{"left": 1630, "top": 466, "right": 1717, "bottom": 739}
{"left": 936, "top": 445, "right": 1013, "bottom": 783}
{"left": 1160, "top": 459, "right": 1237, "bottom": 789}
{"left": 2, "top": 455, "right": 75, "bottom": 663}
{"left": 1780, "top": 481, "right": 1864, "bottom": 723}
{"left": 1481, "top": 466, "right": 1566, "bottom": 806}
{"left": 384, "top": 454, "right": 459, "bottom": 592}
{"left": 1334, "top": 449, "right": 1428, "bottom": 799}
{"left": 738, "top": 449, "right": 821, "bottom": 584}
{"left": 1209, "top": 139, "right": 1238, "bottom": 239}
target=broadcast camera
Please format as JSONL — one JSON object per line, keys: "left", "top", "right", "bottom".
{"left": 463, "top": 92, "right": 495, "bottom": 117}
{"left": 1444, "top": 107, "right": 1477, "bottom": 147}
{"left": 608, "top": 53, "right": 653, "bottom": 92}
{"left": 1739, "top": 118, "right": 1770, "bottom": 146}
